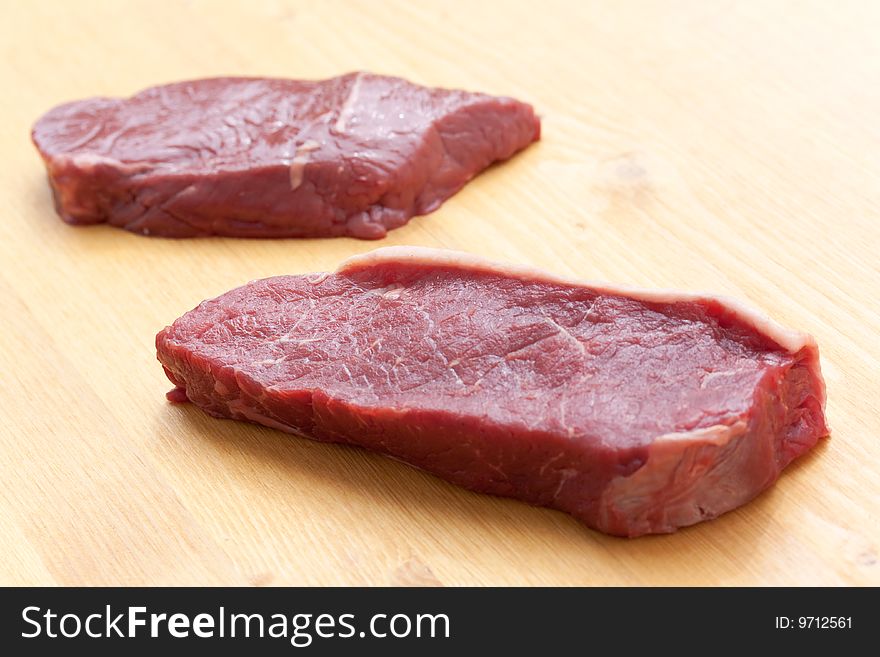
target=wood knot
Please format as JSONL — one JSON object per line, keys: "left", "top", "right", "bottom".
{"left": 389, "top": 557, "right": 443, "bottom": 587}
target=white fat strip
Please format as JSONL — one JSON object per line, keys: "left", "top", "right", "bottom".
{"left": 363, "top": 338, "right": 383, "bottom": 354}
{"left": 226, "top": 398, "right": 307, "bottom": 437}
{"left": 56, "top": 152, "right": 150, "bottom": 174}
{"left": 289, "top": 139, "right": 321, "bottom": 191}
{"left": 700, "top": 370, "right": 737, "bottom": 389}
{"left": 61, "top": 121, "right": 103, "bottom": 151}
{"left": 334, "top": 73, "right": 364, "bottom": 133}
{"left": 277, "top": 336, "right": 323, "bottom": 345}
{"left": 542, "top": 316, "right": 586, "bottom": 355}
{"left": 538, "top": 453, "right": 564, "bottom": 476}
{"left": 653, "top": 422, "right": 747, "bottom": 445}
{"left": 270, "top": 298, "right": 315, "bottom": 344}
{"left": 256, "top": 356, "right": 288, "bottom": 366}
{"left": 368, "top": 282, "right": 406, "bottom": 300}
{"left": 552, "top": 468, "right": 578, "bottom": 501}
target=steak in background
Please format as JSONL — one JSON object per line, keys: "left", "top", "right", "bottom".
{"left": 156, "top": 247, "right": 828, "bottom": 536}
{"left": 32, "top": 74, "right": 540, "bottom": 239}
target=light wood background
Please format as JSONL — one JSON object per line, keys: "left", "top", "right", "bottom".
{"left": 1, "top": 0, "right": 877, "bottom": 586}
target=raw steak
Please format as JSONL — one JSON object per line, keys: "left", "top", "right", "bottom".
{"left": 32, "top": 74, "right": 540, "bottom": 239}
{"left": 156, "top": 247, "right": 828, "bottom": 536}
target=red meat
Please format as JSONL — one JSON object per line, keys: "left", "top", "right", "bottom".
{"left": 32, "top": 74, "right": 540, "bottom": 239}
{"left": 156, "top": 247, "right": 828, "bottom": 536}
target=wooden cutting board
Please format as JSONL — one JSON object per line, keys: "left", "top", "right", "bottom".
{"left": 1, "top": 0, "right": 877, "bottom": 586}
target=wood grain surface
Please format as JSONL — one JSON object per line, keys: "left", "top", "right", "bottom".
{"left": 1, "top": 0, "right": 878, "bottom": 586}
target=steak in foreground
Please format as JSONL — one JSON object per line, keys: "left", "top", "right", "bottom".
{"left": 32, "top": 73, "right": 540, "bottom": 239}
{"left": 156, "top": 247, "right": 828, "bottom": 536}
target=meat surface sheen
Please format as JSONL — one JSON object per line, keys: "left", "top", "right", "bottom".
{"left": 156, "top": 247, "right": 828, "bottom": 536}
{"left": 32, "top": 74, "right": 540, "bottom": 239}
